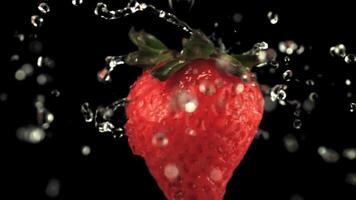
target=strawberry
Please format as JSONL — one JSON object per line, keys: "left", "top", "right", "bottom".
{"left": 124, "top": 28, "right": 264, "bottom": 200}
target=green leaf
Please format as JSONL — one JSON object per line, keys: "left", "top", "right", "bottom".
{"left": 215, "top": 53, "right": 247, "bottom": 76}
{"left": 151, "top": 59, "right": 187, "bottom": 81}
{"left": 125, "top": 51, "right": 173, "bottom": 67}
{"left": 231, "top": 54, "right": 259, "bottom": 69}
{"left": 128, "top": 28, "right": 168, "bottom": 54}
{"left": 181, "top": 31, "right": 215, "bottom": 60}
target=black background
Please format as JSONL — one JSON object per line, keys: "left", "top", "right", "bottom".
{"left": 1, "top": 0, "right": 355, "bottom": 199}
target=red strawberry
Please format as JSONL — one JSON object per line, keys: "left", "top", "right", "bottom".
{"left": 124, "top": 28, "right": 264, "bottom": 200}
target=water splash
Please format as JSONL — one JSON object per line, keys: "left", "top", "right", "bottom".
{"left": 94, "top": 1, "right": 194, "bottom": 35}
{"left": 38, "top": 3, "right": 50, "bottom": 14}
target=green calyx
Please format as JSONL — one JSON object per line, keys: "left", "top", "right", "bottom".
{"left": 125, "top": 27, "right": 266, "bottom": 81}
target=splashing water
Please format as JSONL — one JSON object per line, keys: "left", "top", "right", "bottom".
{"left": 94, "top": 1, "right": 194, "bottom": 35}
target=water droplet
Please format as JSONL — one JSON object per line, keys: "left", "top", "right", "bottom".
{"left": 175, "top": 91, "right": 198, "bottom": 113}
{"left": 45, "top": 178, "right": 60, "bottom": 198}
{"left": 14, "top": 32, "right": 25, "bottom": 42}
{"left": 198, "top": 81, "right": 216, "bottom": 95}
{"left": 81, "top": 145, "right": 91, "bottom": 156}
{"left": 22, "top": 63, "right": 34, "bottom": 76}
{"left": 72, "top": 0, "right": 84, "bottom": 6}
{"left": 210, "top": 168, "right": 223, "bottom": 182}
{"left": 284, "top": 134, "right": 299, "bottom": 153}
{"left": 159, "top": 10, "right": 166, "bottom": 18}
{"left": 0, "top": 93, "right": 8, "bottom": 102}
{"left": 185, "top": 128, "right": 197, "bottom": 136}
{"left": 31, "top": 15, "right": 43, "bottom": 27}
{"left": 37, "top": 56, "right": 55, "bottom": 68}
{"left": 284, "top": 56, "right": 290, "bottom": 64}
{"left": 308, "top": 92, "right": 318, "bottom": 102}
{"left": 303, "top": 99, "right": 315, "bottom": 112}
{"left": 37, "top": 74, "right": 52, "bottom": 85}
{"left": 185, "top": 101, "right": 198, "bottom": 113}
{"left": 345, "top": 173, "right": 356, "bottom": 186}
{"left": 343, "top": 148, "right": 356, "bottom": 160}
{"left": 345, "top": 54, "right": 356, "bottom": 64}
{"left": 296, "top": 45, "right": 305, "bottom": 55}
{"left": 270, "top": 84, "right": 287, "bottom": 101}
{"left": 97, "top": 68, "right": 111, "bottom": 83}
{"left": 168, "top": 0, "right": 195, "bottom": 11}
{"left": 15, "top": 70, "right": 26, "bottom": 81}
{"left": 232, "top": 13, "right": 243, "bottom": 23}
{"left": 305, "top": 79, "right": 315, "bottom": 86}
{"left": 255, "top": 129, "right": 270, "bottom": 140}
{"left": 293, "top": 119, "right": 302, "bottom": 129}
{"left": 235, "top": 83, "right": 244, "bottom": 94}
{"left": 267, "top": 11, "right": 279, "bottom": 24}
{"left": 16, "top": 125, "right": 46, "bottom": 144}
{"left": 164, "top": 163, "right": 179, "bottom": 181}
{"left": 345, "top": 79, "right": 351, "bottom": 85}
{"left": 318, "top": 146, "right": 340, "bottom": 163}
{"left": 152, "top": 132, "right": 169, "bottom": 147}
{"left": 81, "top": 102, "right": 94, "bottom": 123}
{"left": 254, "top": 42, "right": 269, "bottom": 51}
{"left": 350, "top": 102, "right": 356, "bottom": 112}
{"left": 10, "top": 54, "right": 20, "bottom": 61}
{"left": 51, "top": 89, "right": 60, "bottom": 97}
{"left": 279, "top": 40, "right": 298, "bottom": 55}
{"left": 38, "top": 2, "right": 50, "bottom": 14}
{"left": 282, "top": 70, "right": 293, "bottom": 81}
{"left": 264, "top": 96, "right": 277, "bottom": 112}
{"left": 97, "top": 121, "right": 115, "bottom": 133}
{"left": 290, "top": 194, "right": 304, "bottom": 200}
{"left": 329, "top": 44, "right": 346, "bottom": 57}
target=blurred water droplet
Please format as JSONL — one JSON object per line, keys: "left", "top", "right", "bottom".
{"left": 254, "top": 42, "right": 269, "bottom": 51}
{"left": 185, "top": 128, "right": 197, "bottom": 136}
{"left": 279, "top": 40, "right": 297, "bottom": 55}
{"left": 37, "top": 74, "right": 52, "bottom": 85}
{"left": 10, "top": 54, "right": 20, "bottom": 61}
{"left": 21, "top": 63, "right": 34, "bottom": 76}
{"left": 38, "top": 2, "right": 50, "bottom": 14}
{"left": 293, "top": 109, "right": 301, "bottom": 117}
{"left": 345, "top": 79, "right": 351, "bottom": 85}
{"left": 305, "top": 79, "right": 315, "bottom": 86}
{"left": 168, "top": 0, "right": 195, "bottom": 11}
{"left": 284, "top": 56, "right": 290, "bottom": 63}
{"left": 31, "top": 15, "right": 43, "bottom": 27}
{"left": 343, "top": 148, "right": 356, "bottom": 160}
{"left": 318, "top": 146, "right": 340, "bottom": 163}
{"left": 267, "top": 11, "right": 279, "bottom": 24}
{"left": 290, "top": 194, "right": 304, "bottom": 200}
{"left": 97, "top": 68, "right": 111, "bottom": 83}
{"left": 199, "top": 81, "right": 216, "bottom": 95}
{"left": 232, "top": 13, "right": 243, "bottom": 23}
{"left": 345, "top": 54, "right": 356, "bottom": 64}
{"left": 296, "top": 45, "right": 305, "bottom": 55}
{"left": 164, "top": 163, "right": 179, "bottom": 181}
{"left": 81, "top": 102, "right": 94, "bottom": 123}
{"left": 293, "top": 119, "right": 302, "bottom": 129}
{"left": 29, "top": 40, "right": 43, "bottom": 54}
{"left": 345, "top": 173, "right": 356, "bottom": 186}
{"left": 45, "top": 178, "right": 60, "bottom": 198}
{"left": 264, "top": 96, "right": 277, "bottom": 112}
{"left": 14, "top": 32, "right": 25, "bottom": 42}
{"left": 329, "top": 44, "right": 346, "bottom": 57}
{"left": 350, "top": 102, "right": 356, "bottom": 112}
{"left": 255, "top": 129, "right": 270, "bottom": 140}
{"left": 51, "top": 89, "right": 60, "bottom": 97}
{"left": 81, "top": 145, "right": 91, "bottom": 156}
{"left": 308, "top": 92, "right": 318, "bottom": 102}
{"left": 16, "top": 125, "right": 46, "bottom": 144}
{"left": 303, "top": 99, "right": 315, "bottom": 112}
{"left": 15, "top": 70, "right": 26, "bottom": 81}
{"left": 0, "top": 93, "right": 8, "bottom": 102}
{"left": 284, "top": 134, "right": 299, "bottom": 153}
{"left": 152, "top": 132, "right": 169, "bottom": 147}
{"left": 282, "top": 70, "right": 293, "bottom": 81}
{"left": 72, "top": 0, "right": 84, "bottom": 6}
{"left": 270, "top": 84, "right": 287, "bottom": 101}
